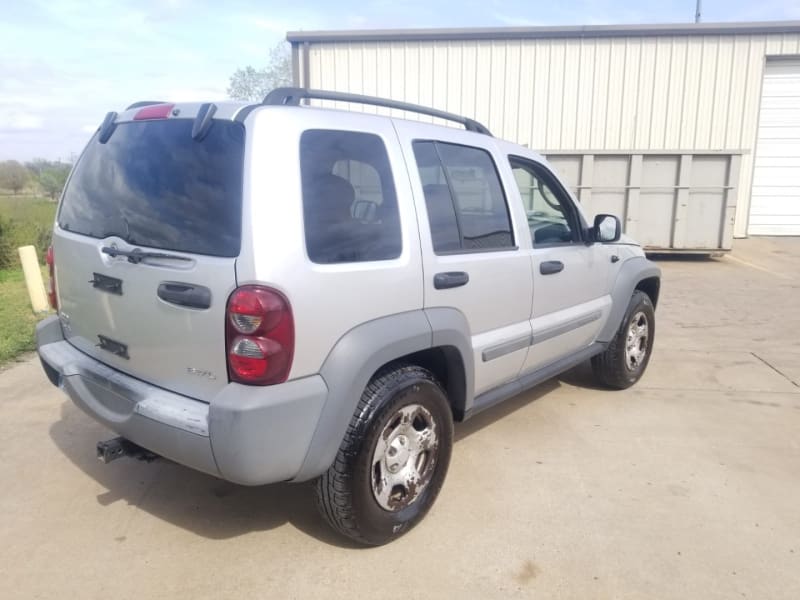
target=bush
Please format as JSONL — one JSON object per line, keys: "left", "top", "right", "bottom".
{"left": 34, "top": 225, "right": 52, "bottom": 261}
{"left": 0, "top": 161, "right": 30, "bottom": 195}
{"left": 0, "top": 215, "right": 15, "bottom": 269}
{"left": 39, "top": 165, "right": 71, "bottom": 200}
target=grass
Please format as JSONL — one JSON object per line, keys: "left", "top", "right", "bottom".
{"left": 0, "top": 195, "right": 57, "bottom": 365}
{"left": 0, "top": 266, "right": 51, "bottom": 366}
{"left": 0, "top": 195, "right": 57, "bottom": 265}
{"left": 0, "top": 194, "right": 57, "bottom": 223}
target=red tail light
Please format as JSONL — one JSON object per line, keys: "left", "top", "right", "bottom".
{"left": 133, "top": 103, "right": 175, "bottom": 120}
{"left": 226, "top": 286, "right": 294, "bottom": 385}
{"left": 46, "top": 245, "right": 57, "bottom": 310}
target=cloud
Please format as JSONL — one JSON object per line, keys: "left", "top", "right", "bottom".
{"left": 727, "top": 0, "right": 800, "bottom": 19}
{"left": 252, "top": 17, "right": 292, "bottom": 33}
{"left": 492, "top": 13, "right": 542, "bottom": 27}
{"left": 0, "top": 112, "right": 45, "bottom": 131}
{"left": 238, "top": 8, "right": 327, "bottom": 34}
{"left": 346, "top": 14, "right": 369, "bottom": 28}
{"left": 160, "top": 86, "right": 229, "bottom": 102}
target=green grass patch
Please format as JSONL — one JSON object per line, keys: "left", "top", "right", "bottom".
{"left": 0, "top": 266, "right": 51, "bottom": 366}
{"left": 0, "top": 195, "right": 57, "bottom": 268}
{"left": 0, "top": 196, "right": 57, "bottom": 364}
{"left": 0, "top": 195, "right": 57, "bottom": 223}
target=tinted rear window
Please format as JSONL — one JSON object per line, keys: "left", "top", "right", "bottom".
{"left": 58, "top": 119, "right": 244, "bottom": 257}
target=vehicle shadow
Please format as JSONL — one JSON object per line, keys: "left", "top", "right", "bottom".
{"left": 454, "top": 378, "right": 558, "bottom": 442}
{"left": 48, "top": 365, "right": 590, "bottom": 548}
{"left": 556, "top": 359, "right": 610, "bottom": 391}
{"left": 48, "top": 401, "right": 361, "bottom": 548}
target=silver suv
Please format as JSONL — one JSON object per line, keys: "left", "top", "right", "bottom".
{"left": 37, "top": 88, "right": 660, "bottom": 545}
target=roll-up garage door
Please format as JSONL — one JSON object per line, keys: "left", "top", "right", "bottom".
{"left": 750, "top": 59, "right": 800, "bottom": 235}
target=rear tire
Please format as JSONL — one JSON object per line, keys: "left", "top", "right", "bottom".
{"left": 315, "top": 365, "right": 453, "bottom": 546}
{"left": 592, "top": 290, "right": 655, "bottom": 389}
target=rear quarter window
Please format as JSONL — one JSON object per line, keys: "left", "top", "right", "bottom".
{"left": 58, "top": 119, "right": 245, "bottom": 257}
{"left": 300, "top": 129, "right": 402, "bottom": 264}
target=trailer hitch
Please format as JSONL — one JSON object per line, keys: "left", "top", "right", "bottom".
{"left": 96, "top": 437, "right": 159, "bottom": 464}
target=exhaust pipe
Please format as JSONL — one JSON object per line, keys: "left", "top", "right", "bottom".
{"left": 96, "top": 437, "right": 158, "bottom": 464}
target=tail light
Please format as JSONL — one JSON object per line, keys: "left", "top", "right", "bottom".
{"left": 225, "top": 286, "right": 294, "bottom": 385}
{"left": 46, "top": 245, "right": 57, "bottom": 310}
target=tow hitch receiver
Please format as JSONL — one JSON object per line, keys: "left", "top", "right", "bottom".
{"left": 96, "top": 437, "right": 159, "bottom": 464}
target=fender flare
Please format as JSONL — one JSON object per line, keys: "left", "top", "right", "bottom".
{"left": 597, "top": 256, "right": 661, "bottom": 343}
{"left": 292, "top": 308, "right": 472, "bottom": 482}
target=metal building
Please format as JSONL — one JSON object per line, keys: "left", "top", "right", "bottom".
{"left": 288, "top": 21, "right": 800, "bottom": 251}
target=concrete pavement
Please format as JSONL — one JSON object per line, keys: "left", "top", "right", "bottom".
{"left": 1, "top": 237, "right": 799, "bottom": 599}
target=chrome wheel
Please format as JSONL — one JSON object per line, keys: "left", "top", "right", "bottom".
{"left": 371, "top": 403, "right": 439, "bottom": 512}
{"left": 625, "top": 311, "right": 649, "bottom": 371}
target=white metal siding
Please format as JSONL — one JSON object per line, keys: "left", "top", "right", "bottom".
{"left": 302, "top": 33, "right": 800, "bottom": 238}
{"left": 750, "top": 59, "right": 800, "bottom": 235}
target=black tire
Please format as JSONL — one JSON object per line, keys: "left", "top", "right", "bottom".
{"left": 315, "top": 365, "right": 453, "bottom": 546}
{"left": 591, "top": 290, "right": 656, "bottom": 389}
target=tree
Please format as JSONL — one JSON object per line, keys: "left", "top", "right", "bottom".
{"left": 25, "top": 158, "right": 51, "bottom": 178}
{"left": 227, "top": 42, "right": 293, "bottom": 102}
{"left": 38, "top": 164, "right": 71, "bottom": 200}
{"left": 0, "top": 160, "right": 30, "bottom": 195}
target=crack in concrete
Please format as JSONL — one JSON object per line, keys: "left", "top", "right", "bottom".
{"left": 751, "top": 352, "right": 800, "bottom": 389}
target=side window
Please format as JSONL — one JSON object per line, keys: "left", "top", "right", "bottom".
{"left": 300, "top": 130, "right": 402, "bottom": 264}
{"left": 510, "top": 158, "right": 581, "bottom": 246}
{"left": 413, "top": 141, "right": 514, "bottom": 253}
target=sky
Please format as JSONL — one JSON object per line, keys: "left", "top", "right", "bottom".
{"left": 1, "top": 0, "right": 799, "bottom": 162}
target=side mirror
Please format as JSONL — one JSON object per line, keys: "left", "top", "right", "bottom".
{"left": 593, "top": 214, "right": 621, "bottom": 243}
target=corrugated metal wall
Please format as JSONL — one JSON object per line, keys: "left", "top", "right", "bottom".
{"left": 301, "top": 33, "right": 800, "bottom": 237}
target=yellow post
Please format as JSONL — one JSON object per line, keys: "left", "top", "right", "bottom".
{"left": 18, "top": 245, "right": 49, "bottom": 313}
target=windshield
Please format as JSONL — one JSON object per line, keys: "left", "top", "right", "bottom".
{"left": 58, "top": 118, "right": 245, "bottom": 257}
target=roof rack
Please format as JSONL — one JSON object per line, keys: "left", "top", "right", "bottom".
{"left": 262, "top": 87, "right": 492, "bottom": 136}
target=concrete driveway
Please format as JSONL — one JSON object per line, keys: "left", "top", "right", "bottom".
{"left": 1, "top": 237, "right": 799, "bottom": 599}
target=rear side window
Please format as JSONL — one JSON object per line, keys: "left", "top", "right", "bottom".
{"left": 300, "top": 130, "right": 401, "bottom": 264}
{"left": 413, "top": 141, "right": 514, "bottom": 253}
{"left": 58, "top": 119, "right": 244, "bottom": 257}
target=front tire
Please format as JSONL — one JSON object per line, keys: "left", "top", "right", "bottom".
{"left": 592, "top": 290, "right": 655, "bottom": 389}
{"left": 315, "top": 365, "right": 453, "bottom": 546}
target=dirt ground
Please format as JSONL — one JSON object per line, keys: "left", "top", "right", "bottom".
{"left": 1, "top": 237, "right": 798, "bottom": 599}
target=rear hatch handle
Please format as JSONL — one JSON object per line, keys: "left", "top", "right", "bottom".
{"left": 157, "top": 282, "right": 212, "bottom": 309}
{"left": 101, "top": 246, "right": 192, "bottom": 264}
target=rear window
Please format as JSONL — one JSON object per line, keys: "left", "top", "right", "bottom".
{"left": 58, "top": 119, "right": 245, "bottom": 257}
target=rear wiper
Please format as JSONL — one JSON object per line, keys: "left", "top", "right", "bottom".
{"left": 101, "top": 246, "right": 191, "bottom": 264}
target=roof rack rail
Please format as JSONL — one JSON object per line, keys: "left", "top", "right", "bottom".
{"left": 262, "top": 87, "right": 492, "bottom": 136}
{"left": 125, "top": 101, "right": 167, "bottom": 110}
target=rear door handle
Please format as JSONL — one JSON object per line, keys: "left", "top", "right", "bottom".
{"left": 434, "top": 271, "right": 469, "bottom": 290}
{"left": 540, "top": 260, "right": 564, "bottom": 275}
{"left": 157, "top": 282, "right": 212, "bottom": 309}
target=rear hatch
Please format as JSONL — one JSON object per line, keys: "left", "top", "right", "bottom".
{"left": 53, "top": 109, "right": 244, "bottom": 401}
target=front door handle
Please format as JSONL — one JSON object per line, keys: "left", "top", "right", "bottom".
{"left": 540, "top": 260, "right": 564, "bottom": 275}
{"left": 434, "top": 271, "right": 469, "bottom": 290}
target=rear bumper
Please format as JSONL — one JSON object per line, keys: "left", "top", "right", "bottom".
{"left": 36, "top": 316, "right": 328, "bottom": 485}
